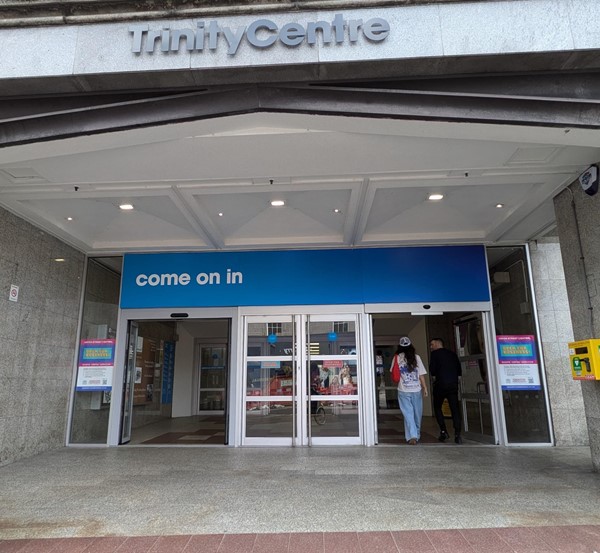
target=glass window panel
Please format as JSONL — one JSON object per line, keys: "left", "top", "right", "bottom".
{"left": 487, "top": 245, "right": 551, "bottom": 443}
{"left": 246, "top": 362, "right": 294, "bottom": 396}
{"left": 309, "top": 400, "right": 359, "bottom": 438}
{"left": 308, "top": 320, "right": 356, "bottom": 355}
{"left": 69, "top": 257, "right": 122, "bottom": 444}
{"left": 247, "top": 321, "right": 294, "bottom": 356}
{"left": 245, "top": 401, "right": 293, "bottom": 438}
{"left": 199, "top": 390, "right": 225, "bottom": 411}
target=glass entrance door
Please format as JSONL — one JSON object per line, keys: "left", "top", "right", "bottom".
{"left": 243, "top": 314, "right": 361, "bottom": 446}
{"left": 120, "top": 321, "right": 138, "bottom": 444}
{"left": 454, "top": 313, "right": 495, "bottom": 443}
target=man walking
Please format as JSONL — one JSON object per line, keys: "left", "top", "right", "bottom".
{"left": 429, "top": 338, "right": 463, "bottom": 444}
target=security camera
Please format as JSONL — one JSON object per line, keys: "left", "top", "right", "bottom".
{"left": 579, "top": 165, "right": 599, "bottom": 196}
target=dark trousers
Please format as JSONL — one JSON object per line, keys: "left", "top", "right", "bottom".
{"left": 433, "top": 384, "right": 461, "bottom": 435}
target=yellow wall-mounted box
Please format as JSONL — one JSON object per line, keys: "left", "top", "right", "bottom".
{"left": 568, "top": 339, "right": 600, "bottom": 380}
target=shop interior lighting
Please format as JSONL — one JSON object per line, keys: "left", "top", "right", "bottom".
{"left": 270, "top": 200, "right": 285, "bottom": 207}
{"left": 333, "top": 209, "right": 342, "bottom": 213}
{"left": 65, "top": 217, "right": 73, "bottom": 221}
{"left": 496, "top": 203, "right": 504, "bottom": 208}
{"left": 54, "top": 258, "right": 66, "bottom": 262}
{"left": 119, "top": 203, "right": 134, "bottom": 210}
{"left": 428, "top": 194, "right": 444, "bottom": 201}
{"left": 218, "top": 212, "right": 224, "bottom": 217}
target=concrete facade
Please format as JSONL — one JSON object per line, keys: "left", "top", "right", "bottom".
{"left": 554, "top": 183, "right": 600, "bottom": 471}
{"left": 0, "top": 206, "right": 85, "bottom": 467}
{"left": 2, "top": 0, "right": 600, "bottom": 97}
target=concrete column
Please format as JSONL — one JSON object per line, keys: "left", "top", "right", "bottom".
{"left": 529, "top": 238, "right": 588, "bottom": 446}
{"left": 554, "top": 182, "right": 600, "bottom": 471}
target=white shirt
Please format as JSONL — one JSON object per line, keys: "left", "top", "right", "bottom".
{"left": 392, "top": 353, "right": 427, "bottom": 393}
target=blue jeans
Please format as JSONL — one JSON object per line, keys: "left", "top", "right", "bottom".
{"left": 398, "top": 390, "right": 423, "bottom": 442}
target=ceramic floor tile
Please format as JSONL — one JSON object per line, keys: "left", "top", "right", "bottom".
{"left": 183, "top": 534, "right": 224, "bottom": 553}
{"left": 115, "top": 537, "right": 160, "bottom": 553}
{"left": 148, "top": 536, "right": 192, "bottom": 553}
{"left": 357, "top": 531, "right": 399, "bottom": 553}
{"left": 425, "top": 530, "right": 474, "bottom": 553}
{"left": 527, "top": 527, "right": 592, "bottom": 553}
{"left": 494, "top": 527, "right": 558, "bottom": 552}
{"left": 49, "top": 538, "right": 96, "bottom": 553}
{"left": 216, "top": 534, "right": 257, "bottom": 553}
{"left": 391, "top": 531, "right": 435, "bottom": 553}
{"left": 252, "top": 533, "right": 289, "bottom": 553}
{"left": 323, "top": 532, "right": 360, "bottom": 553}
{"left": 0, "top": 541, "right": 31, "bottom": 553}
{"left": 460, "top": 529, "right": 513, "bottom": 552}
{"left": 288, "top": 533, "right": 323, "bottom": 553}
{"left": 10, "top": 539, "right": 59, "bottom": 553}
{"left": 84, "top": 537, "right": 128, "bottom": 553}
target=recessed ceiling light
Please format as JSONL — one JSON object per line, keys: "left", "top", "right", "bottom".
{"left": 496, "top": 203, "right": 504, "bottom": 208}
{"left": 218, "top": 212, "right": 224, "bottom": 217}
{"left": 428, "top": 194, "right": 444, "bottom": 201}
{"left": 270, "top": 200, "right": 285, "bottom": 207}
{"left": 119, "top": 203, "right": 134, "bottom": 211}
{"left": 54, "top": 258, "right": 65, "bottom": 262}
{"left": 65, "top": 217, "right": 73, "bottom": 221}
{"left": 333, "top": 209, "right": 342, "bottom": 214}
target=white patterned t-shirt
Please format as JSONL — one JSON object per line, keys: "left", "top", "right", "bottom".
{"left": 393, "top": 353, "right": 427, "bottom": 393}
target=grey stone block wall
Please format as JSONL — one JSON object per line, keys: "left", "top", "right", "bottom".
{"left": 0, "top": 206, "right": 85, "bottom": 466}
{"left": 554, "top": 183, "right": 600, "bottom": 471}
{"left": 529, "top": 238, "right": 589, "bottom": 447}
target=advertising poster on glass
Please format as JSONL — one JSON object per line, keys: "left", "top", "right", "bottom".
{"left": 76, "top": 339, "right": 116, "bottom": 392}
{"left": 496, "top": 335, "right": 541, "bottom": 391}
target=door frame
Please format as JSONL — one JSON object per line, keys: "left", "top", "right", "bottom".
{"left": 366, "top": 301, "right": 505, "bottom": 445}
{"left": 108, "top": 307, "right": 238, "bottom": 447}
{"left": 240, "top": 310, "right": 365, "bottom": 446}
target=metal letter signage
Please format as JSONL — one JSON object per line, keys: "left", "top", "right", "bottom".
{"left": 130, "top": 14, "right": 390, "bottom": 56}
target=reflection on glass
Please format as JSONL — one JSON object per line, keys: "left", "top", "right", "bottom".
{"left": 247, "top": 321, "right": 294, "bottom": 356}
{"left": 245, "top": 401, "right": 293, "bottom": 438}
{"left": 246, "top": 362, "right": 294, "bottom": 396}
{"left": 308, "top": 320, "right": 356, "bottom": 355}
{"left": 309, "top": 360, "right": 358, "bottom": 395}
{"left": 309, "top": 400, "right": 359, "bottom": 438}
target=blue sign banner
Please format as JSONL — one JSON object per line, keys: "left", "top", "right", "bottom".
{"left": 121, "top": 246, "right": 490, "bottom": 309}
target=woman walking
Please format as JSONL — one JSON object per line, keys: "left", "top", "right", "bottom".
{"left": 392, "top": 336, "right": 428, "bottom": 445}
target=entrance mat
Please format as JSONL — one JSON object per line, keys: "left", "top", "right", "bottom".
{"left": 377, "top": 413, "right": 440, "bottom": 445}
{"left": 142, "top": 431, "right": 226, "bottom": 445}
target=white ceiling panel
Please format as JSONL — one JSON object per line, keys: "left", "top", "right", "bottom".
{"left": 0, "top": 112, "right": 598, "bottom": 254}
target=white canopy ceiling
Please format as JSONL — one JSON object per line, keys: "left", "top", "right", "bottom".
{"left": 0, "top": 112, "right": 597, "bottom": 254}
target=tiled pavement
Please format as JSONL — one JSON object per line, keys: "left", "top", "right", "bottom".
{"left": 2, "top": 446, "right": 599, "bottom": 552}
{"left": 1, "top": 526, "right": 600, "bottom": 553}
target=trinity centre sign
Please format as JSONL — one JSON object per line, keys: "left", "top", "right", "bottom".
{"left": 130, "top": 14, "right": 390, "bottom": 56}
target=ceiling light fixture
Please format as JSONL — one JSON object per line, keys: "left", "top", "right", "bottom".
{"left": 54, "top": 258, "right": 66, "bottom": 262}
{"left": 65, "top": 217, "right": 73, "bottom": 221}
{"left": 428, "top": 194, "right": 444, "bottom": 201}
{"left": 270, "top": 200, "right": 285, "bottom": 207}
{"left": 218, "top": 212, "right": 224, "bottom": 217}
{"left": 496, "top": 203, "right": 504, "bottom": 208}
{"left": 119, "top": 203, "right": 134, "bottom": 211}
{"left": 333, "top": 209, "right": 341, "bottom": 214}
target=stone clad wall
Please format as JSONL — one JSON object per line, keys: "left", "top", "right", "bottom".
{"left": 529, "top": 238, "right": 589, "bottom": 446}
{"left": 554, "top": 183, "right": 600, "bottom": 471}
{"left": 0, "top": 207, "right": 85, "bottom": 466}
{"left": 0, "top": 0, "right": 469, "bottom": 27}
